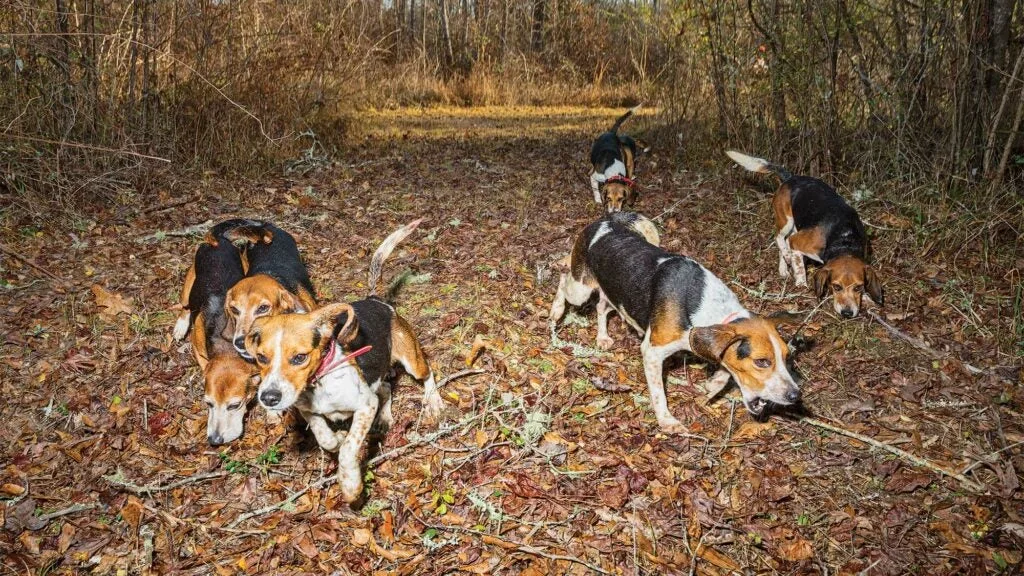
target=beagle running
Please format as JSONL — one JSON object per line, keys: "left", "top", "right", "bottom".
{"left": 223, "top": 220, "right": 318, "bottom": 359}
{"left": 549, "top": 212, "right": 801, "bottom": 433}
{"left": 174, "top": 221, "right": 260, "bottom": 445}
{"left": 726, "top": 151, "right": 883, "bottom": 318}
{"left": 245, "top": 219, "right": 442, "bottom": 502}
{"left": 590, "top": 105, "right": 641, "bottom": 213}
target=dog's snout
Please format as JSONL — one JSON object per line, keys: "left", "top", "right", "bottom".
{"left": 233, "top": 336, "right": 246, "bottom": 350}
{"left": 260, "top": 389, "right": 282, "bottom": 407}
{"left": 208, "top": 432, "right": 224, "bottom": 446}
{"left": 785, "top": 387, "right": 801, "bottom": 404}
{"left": 840, "top": 308, "right": 855, "bottom": 319}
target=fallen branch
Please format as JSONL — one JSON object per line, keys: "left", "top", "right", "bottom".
{"left": 868, "top": 310, "right": 994, "bottom": 377}
{"left": 0, "top": 242, "right": 63, "bottom": 283}
{"left": 135, "top": 220, "right": 213, "bottom": 244}
{"left": 228, "top": 415, "right": 481, "bottom": 528}
{"left": 37, "top": 503, "right": 99, "bottom": 523}
{"left": 139, "top": 194, "right": 201, "bottom": 216}
{"left": 436, "top": 369, "right": 486, "bottom": 389}
{"left": 103, "top": 470, "right": 227, "bottom": 495}
{"left": 798, "top": 416, "right": 984, "bottom": 492}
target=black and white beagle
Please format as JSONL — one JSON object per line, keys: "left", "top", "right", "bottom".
{"left": 590, "top": 105, "right": 641, "bottom": 213}
{"left": 245, "top": 220, "right": 442, "bottom": 503}
{"left": 726, "top": 151, "right": 883, "bottom": 318}
{"left": 549, "top": 212, "right": 801, "bottom": 433}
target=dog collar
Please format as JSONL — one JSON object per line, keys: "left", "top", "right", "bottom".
{"left": 605, "top": 175, "right": 636, "bottom": 187}
{"left": 312, "top": 343, "right": 373, "bottom": 382}
{"left": 720, "top": 312, "right": 742, "bottom": 325}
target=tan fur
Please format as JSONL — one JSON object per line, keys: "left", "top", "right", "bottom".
{"left": 689, "top": 317, "right": 790, "bottom": 396}
{"left": 190, "top": 314, "right": 209, "bottom": 369}
{"left": 390, "top": 315, "right": 431, "bottom": 380}
{"left": 812, "top": 254, "right": 883, "bottom": 316}
{"left": 772, "top": 185, "right": 793, "bottom": 232}
{"left": 205, "top": 353, "right": 257, "bottom": 404}
{"left": 788, "top": 226, "right": 827, "bottom": 259}
{"left": 603, "top": 182, "right": 634, "bottom": 213}
{"left": 649, "top": 300, "right": 684, "bottom": 347}
{"left": 225, "top": 274, "right": 315, "bottom": 342}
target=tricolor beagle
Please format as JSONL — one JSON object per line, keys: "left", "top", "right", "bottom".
{"left": 549, "top": 212, "right": 801, "bottom": 433}
{"left": 726, "top": 151, "right": 883, "bottom": 318}
{"left": 590, "top": 105, "right": 641, "bottom": 213}
{"left": 223, "top": 220, "right": 318, "bottom": 359}
{"left": 173, "top": 220, "right": 260, "bottom": 445}
{"left": 245, "top": 220, "right": 442, "bottom": 502}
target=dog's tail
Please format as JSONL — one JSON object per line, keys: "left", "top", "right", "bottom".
{"left": 609, "top": 104, "right": 642, "bottom": 134}
{"left": 725, "top": 150, "right": 792, "bottom": 182}
{"left": 368, "top": 219, "right": 423, "bottom": 297}
{"left": 206, "top": 218, "right": 274, "bottom": 246}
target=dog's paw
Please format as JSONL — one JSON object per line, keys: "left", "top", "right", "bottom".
{"left": 421, "top": 392, "right": 445, "bottom": 424}
{"left": 657, "top": 417, "right": 689, "bottom": 435}
{"left": 172, "top": 313, "right": 190, "bottom": 341}
{"left": 596, "top": 335, "right": 614, "bottom": 350}
{"left": 337, "top": 466, "right": 363, "bottom": 503}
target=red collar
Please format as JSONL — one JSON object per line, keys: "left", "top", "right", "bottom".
{"left": 606, "top": 175, "right": 636, "bottom": 187}
{"left": 720, "top": 312, "right": 742, "bottom": 325}
{"left": 312, "top": 343, "right": 373, "bottom": 382}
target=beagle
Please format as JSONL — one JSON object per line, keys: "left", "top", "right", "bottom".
{"left": 549, "top": 212, "right": 801, "bottom": 433}
{"left": 726, "top": 151, "right": 883, "bottom": 318}
{"left": 590, "top": 105, "right": 641, "bottom": 213}
{"left": 223, "top": 220, "right": 318, "bottom": 359}
{"left": 245, "top": 219, "right": 442, "bottom": 502}
{"left": 173, "top": 221, "right": 259, "bottom": 446}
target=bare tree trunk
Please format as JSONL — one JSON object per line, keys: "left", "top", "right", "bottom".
{"left": 439, "top": 0, "right": 455, "bottom": 71}
{"left": 531, "top": 0, "right": 545, "bottom": 52}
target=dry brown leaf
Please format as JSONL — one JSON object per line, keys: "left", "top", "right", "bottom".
{"left": 292, "top": 534, "right": 319, "bottom": 558}
{"left": 91, "top": 284, "right": 133, "bottom": 317}
{"left": 352, "top": 527, "right": 372, "bottom": 546}
{"left": 777, "top": 537, "right": 814, "bottom": 561}
{"left": 121, "top": 496, "right": 144, "bottom": 532}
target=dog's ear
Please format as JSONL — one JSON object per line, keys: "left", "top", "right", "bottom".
{"left": 276, "top": 289, "right": 309, "bottom": 314}
{"left": 812, "top": 267, "right": 831, "bottom": 299}
{"left": 690, "top": 325, "right": 743, "bottom": 361}
{"left": 244, "top": 321, "right": 263, "bottom": 357}
{"left": 313, "top": 303, "right": 358, "bottom": 344}
{"left": 864, "top": 266, "right": 884, "bottom": 306}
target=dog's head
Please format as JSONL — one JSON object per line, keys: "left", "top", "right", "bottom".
{"left": 690, "top": 314, "right": 801, "bottom": 417}
{"left": 246, "top": 303, "right": 359, "bottom": 411}
{"left": 602, "top": 178, "right": 636, "bottom": 214}
{"left": 812, "top": 255, "right": 883, "bottom": 318}
{"left": 225, "top": 275, "right": 310, "bottom": 359}
{"left": 204, "top": 354, "right": 259, "bottom": 446}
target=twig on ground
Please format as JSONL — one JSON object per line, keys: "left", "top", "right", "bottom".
{"left": 103, "top": 470, "right": 228, "bottom": 495}
{"left": 135, "top": 220, "right": 213, "bottom": 244}
{"left": 139, "top": 194, "right": 201, "bottom": 216}
{"left": 436, "top": 369, "right": 486, "bottom": 389}
{"left": 227, "top": 415, "right": 481, "bottom": 528}
{"left": 798, "top": 416, "right": 984, "bottom": 492}
{"left": 867, "top": 310, "right": 996, "bottom": 378}
{"left": 38, "top": 503, "right": 99, "bottom": 523}
{"left": 0, "top": 243, "right": 64, "bottom": 283}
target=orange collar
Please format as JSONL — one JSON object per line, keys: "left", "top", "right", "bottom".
{"left": 312, "top": 344, "right": 372, "bottom": 382}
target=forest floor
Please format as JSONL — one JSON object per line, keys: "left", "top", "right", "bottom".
{"left": 1, "top": 107, "right": 1022, "bottom": 575}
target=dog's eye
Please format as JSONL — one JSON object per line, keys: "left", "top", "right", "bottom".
{"left": 290, "top": 353, "right": 308, "bottom": 366}
{"left": 832, "top": 283, "right": 843, "bottom": 292}
{"left": 227, "top": 402, "right": 243, "bottom": 411}
{"left": 256, "top": 304, "right": 271, "bottom": 315}
{"left": 853, "top": 285, "right": 863, "bottom": 293}
{"left": 229, "top": 306, "right": 240, "bottom": 316}
{"left": 256, "top": 354, "right": 268, "bottom": 365}
{"left": 205, "top": 400, "right": 214, "bottom": 409}
{"left": 753, "top": 358, "right": 771, "bottom": 369}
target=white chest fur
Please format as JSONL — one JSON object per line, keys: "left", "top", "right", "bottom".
{"left": 295, "top": 362, "right": 378, "bottom": 423}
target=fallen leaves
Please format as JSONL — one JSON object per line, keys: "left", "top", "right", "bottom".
{"left": 91, "top": 284, "right": 133, "bottom": 318}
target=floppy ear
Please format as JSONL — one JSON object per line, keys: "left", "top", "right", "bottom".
{"left": 767, "top": 310, "right": 802, "bottom": 328}
{"left": 245, "top": 322, "right": 264, "bottom": 356}
{"left": 276, "top": 289, "right": 308, "bottom": 314}
{"left": 626, "top": 186, "right": 638, "bottom": 206}
{"left": 690, "top": 325, "right": 742, "bottom": 361}
{"left": 313, "top": 303, "right": 358, "bottom": 344}
{"left": 864, "top": 266, "right": 884, "bottom": 306}
{"left": 812, "top": 267, "right": 831, "bottom": 299}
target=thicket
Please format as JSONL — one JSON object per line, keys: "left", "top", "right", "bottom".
{"left": 1, "top": 0, "right": 1021, "bottom": 212}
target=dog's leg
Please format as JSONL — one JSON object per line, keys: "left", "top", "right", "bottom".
{"left": 391, "top": 315, "right": 444, "bottom": 422}
{"left": 596, "top": 294, "right": 615, "bottom": 350}
{"left": 790, "top": 251, "right": 808, "bottom": 287}
{"left": 640, "top": 331, "right": 690, "bottom": 433}
{"left": 591, "top": 173, "right": 602, "bottom": 204}
{"left": 705, "top": 368, "right": 732, "bottom": 397}
{"left": 550, "top": 272, "right": 594, "bottom": 328}
{"left": 549, "top": 273, "right": 570, "bottom": 326}
{"left": 336, "top": 383, "right": 379, "bottom": 503}
{"left": 306, "top": 413, "right": 342, "bottom": 452}
{"left": 173, "top": 264, "right": 197, "bottom": 340}
{"left": 375, "top": 384, "right": 394, "bottom": 431}
{"left": 776, "top": 218, "right": 795, "bottom": 279}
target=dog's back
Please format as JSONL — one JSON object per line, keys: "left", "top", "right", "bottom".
{"left": 787, "top": 177, "right": 868, "bottom": 260}
{"left": 189, "top": 240, "right": 246, "bottom": 347}
{"left": 229, "top": 222, "right": 316, "bottom": 296}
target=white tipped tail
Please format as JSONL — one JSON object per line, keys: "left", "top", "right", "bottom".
{"left": 725, "top": 150, "right": 771, "bottom": 174}
{"left": 368, "top": 219, "right": 423, "bottom": 296}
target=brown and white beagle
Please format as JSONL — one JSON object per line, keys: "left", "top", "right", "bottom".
{"left": 244, "top": 219, "right": 442, "bottom": 503}
{"left": 222, "top": 221, "right": 318, "bottom": 359}
{"left": 549, "top": 212, "right": 802, "bottom": 433}
{"left": 590, "top": 105, "right": 641, "bottom": 213}
{"left": 727, "top": 151, "right": 883, "bottom": 318}
{"left": 174, "top": 220, "right": 261, "bottom": 445}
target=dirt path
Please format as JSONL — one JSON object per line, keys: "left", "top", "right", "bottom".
{"left": 1, "top": 107, "right": 1021, "bottom": 574}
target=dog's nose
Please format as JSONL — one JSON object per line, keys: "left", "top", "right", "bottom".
{"left": 840, "top": 309, "right": 855, "bottom": 319}
{"left": 260, "top": 389, "right": 281, "bottom": 407}
{"left": 785, "top": 388, "right": 801, "bottom": 404}
{"left": 234, "top": 336, "right": 246, "bottom": 350}
{"left": 208, "top": 433, "right": 224, "bottom": 446}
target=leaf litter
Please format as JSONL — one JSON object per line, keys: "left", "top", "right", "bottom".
{"left": 0, "top": 107, "right": 1021, "bottom": 574}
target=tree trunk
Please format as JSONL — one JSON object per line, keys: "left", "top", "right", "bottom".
{"left": 531, "top": 0, "right": 545, "bottom": 52}
{"left": 439, "top": 0, "right": 455, "bottom": 71}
